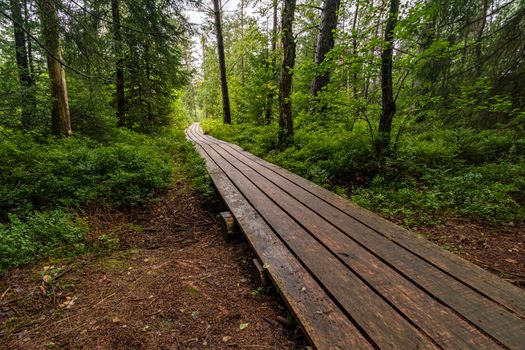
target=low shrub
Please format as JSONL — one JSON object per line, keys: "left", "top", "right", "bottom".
{"left": 0, "top": 129, "right": 175, "bottom": 219}
{"left": 203, "top": 118, "right": 524, "bottom": 225}
{"left": 0, "top": 125, "right": 212, "bottom": 270}
{"left": 0, "top": 210, "right": 88, "bottom": 271}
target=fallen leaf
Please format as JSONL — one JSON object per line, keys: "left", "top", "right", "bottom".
{"left": 504, "top": 258, "right": 518, "bottom": 264}
{"left": 222, "top": 336, "right": 232, "bottom": 342}
{"left": 42, "top": 275, "right": 52, "bottom": 283}
{"left": 239, "top": 322, "right": 249, "bottom": 330}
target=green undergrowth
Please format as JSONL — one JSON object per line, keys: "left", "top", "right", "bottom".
{"left": 0, "top": 126, "right": 211, "bottom": 271}
{"left": 202, "top": 118, "right": 525, "bottom": 226}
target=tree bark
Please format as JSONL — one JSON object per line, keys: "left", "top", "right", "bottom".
{"left": 39, "top": 0, "right": 72, "bottom": 136}
{"left": 240, "top": 0, "right": 245, "bottom": 85}
{"left": 264, "top": 0, "right": 278, "bottom": 125}
{"left": 23, "top": 0, "right": 35, "bottom": 78}
{"left": 365, "top": 0, "right": 385, "bottom": 99}
{"left": 376, "top": 0, "right": 399, "bottom": 155}
{"left": 212, "top": 0, "right": 232, "bottom": 124}
{"left": 278, "top": 0, "right": 296, "bottom": 144}
{"left": 351, "top": 0, "right": 360, "bottom": 96}
{"left": 475, "top": 0, "right": 489, "bottom": 76}
{"left": 10, "top": 0, "right": 34, "bottom": 128}
{"left": 201, "top": 34, "right": 208, "bottom": 119}
{"left": 111, "top": 0, "right": 126, "bottom": 127}
{"left": 310, "top": 0, "right": 341, "bottom": 98}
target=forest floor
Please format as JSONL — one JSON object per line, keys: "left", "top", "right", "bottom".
{"left": 0, "top": 181, "right": 304, "bottom": 350}
{"left": 413, "top": 219, "right": 525, "bottom": 288}
{"left": 1, "top": 174, "right": 523, "bottom": 350}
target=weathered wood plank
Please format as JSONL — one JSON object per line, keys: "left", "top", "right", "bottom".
{"left": 186, "top": 135, "right": 373, "bottom": 349}
{"left": 191, "top": 130, "right": 509, "bottom": 349}
{"left": 198, "top": 131, "right": 525, "bottom": 348}
{"left": 196, "top": 129, "right": 525, "bottom": 349}
{"left": 208, "top": 128, "right": 525, "bottom": 320}
{"left": 188, "top": 124, "right": 525, "bottom": 349}
{"left": 189, "top": 130, "right": 438, "bottom": 350}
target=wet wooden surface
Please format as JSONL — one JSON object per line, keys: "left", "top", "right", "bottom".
{"left": 186, "top": 123, "right": 525, "bottom": 350}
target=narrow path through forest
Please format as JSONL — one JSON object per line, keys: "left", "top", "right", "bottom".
{"left": 0, "top": 182, "right": 304, "bottom": 349}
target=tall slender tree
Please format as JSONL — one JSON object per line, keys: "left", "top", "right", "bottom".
{"left": 39, "top": 0, "right": 72, "bottom": 136}
{"left": 240, "top": 0, "right": 245, "bottom": 85}
{"left": 9, "top": 0, "right": 34, "bottom": 128}
{"left": 264, "top": 0, "right": 278, "bottom": 125}
{"left": 310, "top": 0, "right": 341, "bottom": 99}
{"left": 376, "top": 0, "right": 399, "bottom": 155}
{"left": 212, "top": 0, "right": 232, "bottom": 124}
{"left": 278, "top": 0, "right": 296, "bottom": 144}
{"left": 351, "top": 0, "right": 360, "bottom": 96}
{"left": 111, "top": 0, "right": 126, "bottom": 127}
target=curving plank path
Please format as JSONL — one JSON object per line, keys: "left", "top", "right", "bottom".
{"left": 186, "top": 123, "right": 525, "bottom": 350}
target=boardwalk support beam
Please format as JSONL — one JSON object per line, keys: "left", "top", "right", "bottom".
{"left": 251, "top": 258, "right": 270, "bottom": 288}
{"left": 220, "top": 211, "right": 236, "bottom": 241}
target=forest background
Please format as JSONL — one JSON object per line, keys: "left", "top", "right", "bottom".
{"left": 0, "top": 0, "right": 524, "bottom": 272}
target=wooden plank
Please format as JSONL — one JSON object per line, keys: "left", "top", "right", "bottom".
{"left": 208, "top": 127, "right": 525, "bottom": 319}
{"left": 192, "top": 132, "right": 507, "bottom": 349}
{"left": 187, "top": 133, "right": 374, "bottom": 349}
{"left": 190, "top": 132, "right": 439, "bottom": 350}
{"left": 196, "top": 129, "right": 525, "bottom": 349}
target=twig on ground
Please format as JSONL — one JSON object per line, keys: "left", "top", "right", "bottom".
{"left": 0, "top": 287, "right": 11, "bottom": 302}
{"left": 93, "top": 292, "right": 116, "bottom": 307}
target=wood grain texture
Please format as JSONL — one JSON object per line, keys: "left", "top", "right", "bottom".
{"left": 186, "top": 123, "right": 525, "bottom": 349}
{"left": 186, "top": 128, "right": 372, "bottom": 349}
{"left": 197, "top": 131, "right": 525, "bottom": 349}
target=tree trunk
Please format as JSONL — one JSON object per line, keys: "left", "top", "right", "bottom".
{"left": 23, "top": 0, "right": 35, "bottom": 78}
{"left": 278, "top": 0, "right": 296, "bottom": 144}
{"left": 310, "top": 0, "right": 341, "bottom": 98}
{"left": 145, "top": 42, "right": 153, "bottom": 124}
{"left": 10, "top": 0, "right": 34, "bottom": 128}
{"left": 111, "top": 0, "right": 126, "bottom": 127}
{"left": 475, "top": 0, "right": 489, "bottom": 76}
{"left": 264, "top": 0, "right": 278, "bottom": 125}
{"left": 365, "top": 0, "right": 385, "bottom": 99}
{"left": 201, "top": 35, "right": 208, "bottom": 119}
{"left": 39, "top": 0, "right": 72, "bottom": 136}
{"left": 351, "top": 0, "right": 360, "bottom": 97}
{"left": 376, "top": 0, "right": 399, "bottom": 155}
{"left": 240, "top": 0, "right": 245, "bottom": 85}
{"left": 212, "top": 0, "right": 232, "bottom": 124}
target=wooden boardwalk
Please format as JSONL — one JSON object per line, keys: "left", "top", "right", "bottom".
{"left": 186, "top": 123, "right": 525, "bottom": 349}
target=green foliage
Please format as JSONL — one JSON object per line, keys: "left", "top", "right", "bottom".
{"left": 0, "top": 210, "right": 88, "bottom": 271}
{"left": 0, "top": 129, "right": 175, "bottom": 218}
{"left": 205, "top": 118, "right": 524, "bottom": 225}
{"left": 353, "top": 161, "right": 525, "bottom": 226}
{"left": 0, "top": 123, "right": 214, "bottom": 270}
{"left": 173, "top": 133, "right": 214, "bottom": 198}
{"left": 202, "top": 119, "right": 278, "bottom": 157}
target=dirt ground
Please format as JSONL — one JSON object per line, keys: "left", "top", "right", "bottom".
{"left": 414, "top": 219, "right": 525, "bottom": 288}
{"left": 0, "top": 182, "right": 304, "bottom": 349}
{"left": 1, "top": 182, "right": 524, "bottom": 350}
